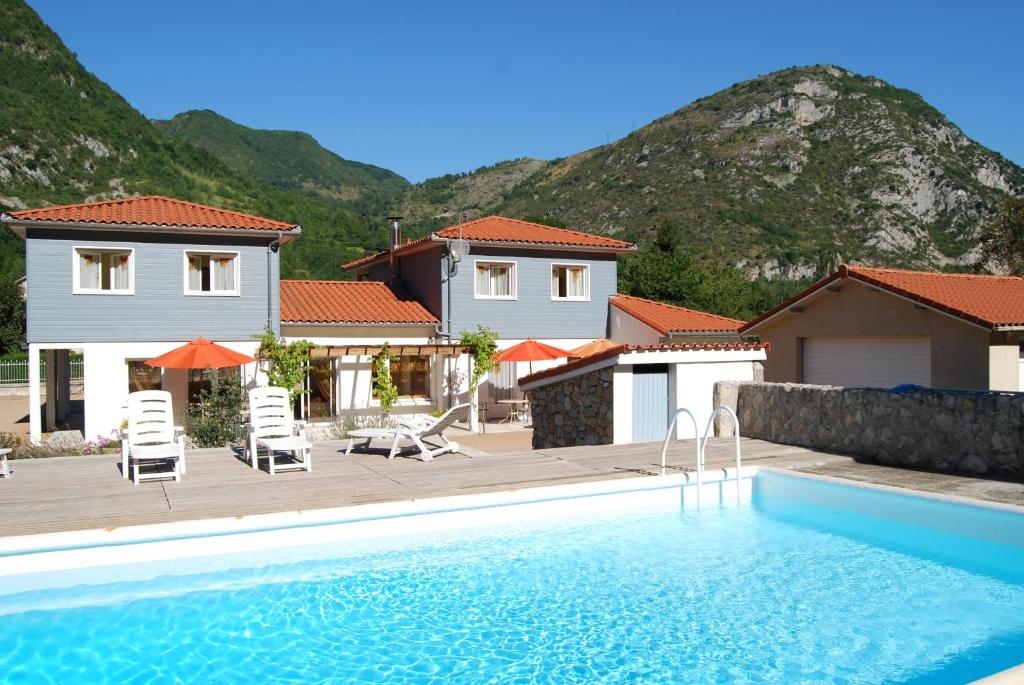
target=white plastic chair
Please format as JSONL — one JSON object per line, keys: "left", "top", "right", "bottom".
{"left": 346, "top": 403, "right": 470, "bottom": 461}
{"left": 245, "top": 386, "right": 312, "bottom": 475}
{"left": 121, "top": 390, "right": 185, "bottom": 485}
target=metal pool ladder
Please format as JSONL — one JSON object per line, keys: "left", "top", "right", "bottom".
{"left": 659, "top": 406, "right": 743, "bottom": 507}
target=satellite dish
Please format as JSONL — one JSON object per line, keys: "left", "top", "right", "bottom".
{"left": 450, "top": 238, "right": 471, "bottom": 262}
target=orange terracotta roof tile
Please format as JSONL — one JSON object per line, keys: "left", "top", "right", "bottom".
{"left": 519, "top": 341, "right": 769, "bottom": 387}
{"left": 343, "top": 215, "right": 634, "bottom": 270}
{"left": 4, "top": 195, "right": 297, "bottom": 231}
{"left": 280, "top": 280, "right": 438, "bottom": 325}
{"left": 610, "top": 294, "right": 745, "bottom": 334}
{"left": 741, "top": 264, "right": 1024, "bottom": 332}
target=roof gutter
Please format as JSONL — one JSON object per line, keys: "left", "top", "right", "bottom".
{"left": 280, "top": 321, "right": 439, "bottom": 327}
{"left": 994, "top": 325, "right": 1024, "bottom": 332}
{"left": 427, "top": 235, "right": 636, "bottom": 253}
{"left": 0, "top": 217, "right": 301, "bottom": 243}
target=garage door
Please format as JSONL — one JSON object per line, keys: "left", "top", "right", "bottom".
{"left": 802, "top": 337, "right": 931, "bottom": 388}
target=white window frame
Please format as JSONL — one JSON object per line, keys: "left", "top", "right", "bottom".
{"left": 183, "top": 250, "right": 241, "bottom": 297}
{"left": 473, "top": 259, "right": 517, "bottom": 300}
{"left": 550, "top": 262, "right": 591, "bottom": 302}
{"left": 72, "top": 246, "right": 135, "bottom": 295}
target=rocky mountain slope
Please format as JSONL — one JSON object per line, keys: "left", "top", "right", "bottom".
{"left": 0, "top": 0, "right": 399, "bottom": 279}
{"left": 2, "top": 0, "right": 1020, "bottom": 281}
{"left": 154, "top": 110, "right": 408, "bottom": 213}
{"left": 406, "top": 66, "right": 1023, "bottom": 275}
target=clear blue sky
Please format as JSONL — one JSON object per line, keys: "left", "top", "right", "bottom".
{"left": 28, "top": 0, "right": 1024, "bottom": 183}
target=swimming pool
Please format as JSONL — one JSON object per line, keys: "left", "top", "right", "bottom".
{"left": 1, "top": 469, "right": 1023, "bottom": 683}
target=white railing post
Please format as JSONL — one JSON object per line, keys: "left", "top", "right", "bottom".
{"left": 701, "top": 406, "right": 743, "bottom": 504}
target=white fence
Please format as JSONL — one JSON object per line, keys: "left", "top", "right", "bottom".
{"left": 0, "top": 359, "right": 84, "bottom": 385}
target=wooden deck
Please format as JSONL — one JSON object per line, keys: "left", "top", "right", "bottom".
{"left": 1, "top": 437, "right": 1022, "bottom": 538}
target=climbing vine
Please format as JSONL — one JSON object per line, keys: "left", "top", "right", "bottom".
{"left": 372, "top": 342, "right": 399, "bottom": 415}
{"left": 256, "top": 328, "right": 315, "bottom": 406}
{"left": 458, "top": 325, "right": 499, "bottom": 392}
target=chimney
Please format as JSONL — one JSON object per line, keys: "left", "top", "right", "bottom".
{"left": 386, "top": 216, "right": 403, "bottom": 284}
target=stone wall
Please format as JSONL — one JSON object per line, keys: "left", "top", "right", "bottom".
{"left": 718, "top": 381, "right": 1024, "bottom": 477}
{"left": 530, "top": 366, "right": 614, "bottom": 449}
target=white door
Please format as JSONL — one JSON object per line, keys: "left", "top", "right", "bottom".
{"left": 802, "top": 337, "right": 931, "bottom": 388}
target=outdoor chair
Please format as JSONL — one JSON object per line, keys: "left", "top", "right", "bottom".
{"left": 122, "top": 390, "right": 185, "bottom": 485}
{"left": 345, "top": 403, "right": 471, "bottom": 462}
{"left": 245, "top": 386, "right": 313, "bottom": 475}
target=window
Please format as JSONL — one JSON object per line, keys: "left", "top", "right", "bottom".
{"left": 185, "top": 251, "right": 239, "bottom": 295}
{"left": 551, "top": 264, "right": 589, "bottom": 300}
{"left": 297, "top": 357, "right": 336, "bottom": 420}
{"left": 474, "top": 261, "right": 516, "bottom": 299}
{"left": 74, "top": 248, "right": 133, "bottom": 294}
{"left": 127, "top": 360, "right": 161, "bottom": 393}
{"left": 392, "top": 356, "right": 430, "bottom": 398}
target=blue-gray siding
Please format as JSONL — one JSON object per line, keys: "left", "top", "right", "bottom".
{"left": 440, "top": 247, "right": 617, "bottom": 339}
{"left": 26, "top": 228, "right": 280, "bottom": 343}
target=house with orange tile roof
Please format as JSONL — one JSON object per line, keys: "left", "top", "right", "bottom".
{"left": 342, "top": 215, "right": 640, "bottom": 420}
{"left": 278, "top": 280, "right": 452, "bottom": 422}
{"left": 740, "top": 265, "right": 1024, "bottom": 391}
{"left": 6, "top": 196, "right": 758, "bottom": 442}
{"left": 2, "top": 196, "right": 300, "bottom": 443}
{"left": 609, "top": 294, "right": 745, "bottom": 344}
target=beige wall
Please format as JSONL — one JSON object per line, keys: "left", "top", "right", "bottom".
{"left": 988, "top": 337, "right": 1021, "bottom": 392}
{"left": 750, "top": 280, "right": 998, "bottom": 390}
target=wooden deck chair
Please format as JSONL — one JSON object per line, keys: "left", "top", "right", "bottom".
{"left": 122, "top": 390, "right": 185, "bottom": 485}
{"left": 245, "top": 386, "right": 312, "bottom": 475}
{"left": 392, "top": 403, "right": 471, "bottom": 461}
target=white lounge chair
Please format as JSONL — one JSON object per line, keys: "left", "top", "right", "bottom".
{"left": 122, "top": 390, "right": 185, "bottom": 484}
{"left": 245, "top": 386, "right": 312, "bottom": 475}
{"left": 345, "top": 403, "right": 471, "bottom": 461}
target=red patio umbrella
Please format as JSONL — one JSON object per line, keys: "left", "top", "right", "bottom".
{"left": 493, "top": 339, "right": 570, "bottom": 374}
{"left": 568, "top": 338, "right": 620, "bottom": 359}
{"left": 145, "top": 337, "right": 256, "bottom": 369}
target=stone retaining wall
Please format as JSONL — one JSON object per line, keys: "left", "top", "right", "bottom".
{"left": 530, "top": 366, "right": 614, "bottom": 449}
{"left": 717, "top": 381, "right": 1024, "bottom": 477}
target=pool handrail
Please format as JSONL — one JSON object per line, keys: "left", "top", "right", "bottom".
{"left": 659, "top": 408, "right": 702, "bottom": 477}
{"left": 700, "top": 405, "right": 743, "bottom": 504}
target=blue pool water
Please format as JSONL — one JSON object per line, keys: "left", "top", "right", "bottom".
{"left": 3, "top": 474, "right": 1024, "bottom": 684}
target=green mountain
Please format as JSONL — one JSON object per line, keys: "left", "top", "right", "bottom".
{"left": 405, "top": 66, "right": 1023, "bottom": 275}
{"left": 0, "top": 0, "right": 395, "bottom": 280}
{"left": 2, "top": 0, "right": 1020, "bottom": 282}
{"left": 153, "top": 110, "right": 408, "bottom": 213}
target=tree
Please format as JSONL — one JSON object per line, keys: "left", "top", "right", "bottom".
{"left": 979, "top": 196, "right": 1024, "bottom": 274}
{"left": 619, "top": 250, "right": 753, "bottom": 320}
{"left": 371, "top": 343, "right": 398, "bottom": 416}
{"left": 0, "top": 276, "right": 26, "bottom": 355}
{"left": 256, "top": 328, "right": 315, "bottom": 407}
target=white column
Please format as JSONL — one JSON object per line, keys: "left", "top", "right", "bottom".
{"left": 467, "top": 354, "right": 479, "bottom": 433}
{"left": 28, "top": 344, "right": 42, "bottom": 444}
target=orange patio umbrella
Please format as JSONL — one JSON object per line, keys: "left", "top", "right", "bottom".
{"left": 145, "top": 337, "right": 256, "bottom": 369}
{"left": 493, "top": 339, "right": 571, "bottom": 375}
{"left": 568, "top": 338, "right": 620, "bottom": 359}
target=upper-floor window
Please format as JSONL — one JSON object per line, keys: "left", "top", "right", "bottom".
{"left": 474, "top": 260, "right": 516, "bottom": 299}
{"left": 551, "top": 263, "right": 590, "bottom": 301}
{"left": 74, "top": 247, "right": 133, "bottom": 294}
{"left": 184, "top": 251, "right": 239, "bottom": 296}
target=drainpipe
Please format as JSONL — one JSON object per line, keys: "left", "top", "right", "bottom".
{"left": 267, "top": 232, "right": 284, "bottom": 333}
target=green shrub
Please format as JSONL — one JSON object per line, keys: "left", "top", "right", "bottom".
{"left": 185, "top": 371, "right": 247, "bottom": 448}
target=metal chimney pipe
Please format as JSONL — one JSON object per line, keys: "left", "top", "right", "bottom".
{"left": 386, "top": 216, "right": 403, "bottom": 284}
